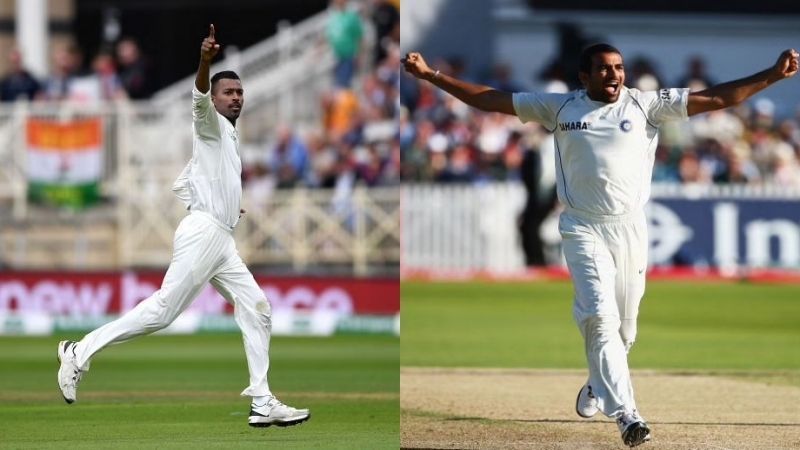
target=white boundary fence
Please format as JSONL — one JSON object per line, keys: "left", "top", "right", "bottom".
{"left": 402, "top": 183, "right": 526, "bottom": 272}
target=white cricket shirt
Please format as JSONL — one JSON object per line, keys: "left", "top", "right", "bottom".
{"left": 513, "top": 86, "right": 689, "bottom": 218}
{"left": 172, "top": 86, "right": 242, "bottom": 229}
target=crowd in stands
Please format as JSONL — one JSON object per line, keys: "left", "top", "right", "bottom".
{"left": 400, "top": 54, "right": 800, "bottom": 188}
{"left": 0, "top": 37, "right": 152, "bottom": 103}
{"left": 243, "top": 0, "right": 400, "bottom": 192}
{"left": 0, "top": 0, "right": 400, "bottom": 192}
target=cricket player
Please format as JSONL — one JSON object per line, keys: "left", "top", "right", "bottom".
{"left": 403, "top": 45, "right": 798, "bottom": 447}
{"left": 57, "top": 24, "right": 310, "bottom": 428}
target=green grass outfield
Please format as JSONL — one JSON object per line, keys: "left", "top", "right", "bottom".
{"left": 401, "top": 280, "right": 800, "bottom": 374}
{"left": 0, "top": 334, "right": 398, "bottom": 449}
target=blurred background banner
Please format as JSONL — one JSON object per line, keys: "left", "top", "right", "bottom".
{"left": 26, "top": 116, "right": 103, "bottom": 208}
{"left": 0, "top": 272, "right": 399, "bottom": 336}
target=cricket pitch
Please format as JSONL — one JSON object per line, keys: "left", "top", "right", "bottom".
{"left": 401, "top": 368, "right": 800, "bottom": 450}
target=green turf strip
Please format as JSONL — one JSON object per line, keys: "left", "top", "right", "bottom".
{"left": 401, "top": 280, "right": 800, "bottom": 370}
{"left": 0, "top": 334, "right": 399, "bottom": 449}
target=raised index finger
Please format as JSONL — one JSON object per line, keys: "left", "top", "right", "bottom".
{"left": 209, "top": 24, "right": 215, "bottom": 39}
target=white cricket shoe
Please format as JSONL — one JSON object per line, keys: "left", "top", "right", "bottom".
{"left": 617, "top": 410, "right": 651, "bottom": 448}
{"left": 57, "top": 340, "right": 83, "bottom": 404}
{"left": 575, "top": 383, "right": 599, "bottom": 418}
{"left": 248, "top": 395, "right": 310, "bottom": 428}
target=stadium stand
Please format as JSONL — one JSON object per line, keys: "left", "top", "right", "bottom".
{"left": 0, "top": 1, "right": 399, "bottom": 275}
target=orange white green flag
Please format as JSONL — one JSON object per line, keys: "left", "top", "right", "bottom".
{"left": 26, "top": 117, "right": 103, "bottom": 208}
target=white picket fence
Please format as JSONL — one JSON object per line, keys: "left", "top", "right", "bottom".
{"left": 402, "top": 183, "right": 527, "bottom": 272}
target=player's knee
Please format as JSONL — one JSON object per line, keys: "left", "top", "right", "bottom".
{"left": 255, "top": 299, "right": 271, "bottom": 329}
{"left": 138, "top": 299, "right": 178, "bottom": 332}
{"left": 140, "top": 312, "right": 173, "bottom": 333}
{"left": 235, "top": 293, "right": 271, "bottom": 329}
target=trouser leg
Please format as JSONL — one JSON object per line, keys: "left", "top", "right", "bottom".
{"left": 74, "top": 215, "right": 224, "bottom": 370}
{"left": 616, "top": 216, "right": 648, "bottom": 353}
{"left": 561, "top": 214, "right": 635, "bottom": 418}
{"left": 210, "top": 253, "right": 273, "bottom": 397}
{"left": 612, "top": 216, "right": 648, "bottom": 412}
{"left": 578, "top": 314, "right": 634, "bottom": 417}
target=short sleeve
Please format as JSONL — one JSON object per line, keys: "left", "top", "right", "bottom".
{"left": 512, "top": 92, "right": 571, "bottom": 131}
{"left": 636, "top": 88, "right": 689, "bottom": 126}
{"left": 192, "top": 86, "right": 220, "bottom": 140}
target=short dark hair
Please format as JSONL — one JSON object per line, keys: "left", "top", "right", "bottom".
{"left": 210, "top": 70, "right": 241, "bottom": 92}
{"left": 578, "top": 43, "right": 622, "bottom": 74}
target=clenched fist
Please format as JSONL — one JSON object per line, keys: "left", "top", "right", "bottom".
{"left": 403, "top": 52, "right": 435, "bottom": 81}
{"left": 772, "top": 49, "right": 799, "bottom": 80}
{"left": 201, "top": 24, "right": 221, "bottom": 62}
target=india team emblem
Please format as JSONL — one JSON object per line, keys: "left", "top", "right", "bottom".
{"left": 619, "top": 119, "right": 633, "bottom": 132}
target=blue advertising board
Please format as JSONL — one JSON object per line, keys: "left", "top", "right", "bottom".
{"left": 648, "top": 198, "right": 800, "bottom": 268}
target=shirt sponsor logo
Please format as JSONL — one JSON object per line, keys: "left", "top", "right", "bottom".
{"left": 619, "top": 119, "right": 633, "bottom": 132}
{"left": 660, "top": 89, "right": 672, "bottom": 101}
{"left": 558, "top": 121, "right": 590, "bottom": 131}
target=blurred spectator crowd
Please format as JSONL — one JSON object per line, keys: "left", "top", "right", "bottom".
{"left": 400, "top": 54, "right": 800, "bottom": 188}
{"left": 0, "top": 37, "right": 152, "bottom": 103}
{"left": 0, "top": 0, "right": 401, "bottom": 192}
{"left": 244, "top": 0, "right": 400, "bottom": 194}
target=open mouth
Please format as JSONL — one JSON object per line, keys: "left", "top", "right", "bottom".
{"left": 604, "top": 81, "right": 620, "bottom": 95}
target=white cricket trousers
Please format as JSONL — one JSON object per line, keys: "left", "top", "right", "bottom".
{"left": 74, "top": 211, "right": 273, "bottom": 397}
{"left": 559, "top": 209, "right": 648, "bottom": 418}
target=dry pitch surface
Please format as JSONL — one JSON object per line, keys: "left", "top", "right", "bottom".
{"left": 401, "top": 368, "right": 800, "bottom": 450}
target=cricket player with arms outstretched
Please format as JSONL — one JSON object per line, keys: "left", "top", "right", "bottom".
{"left": 57, "top": 24, "right": 310, "bottom": 428}
{"left": 403, "top": 45, "right": 798, "bottom": 447}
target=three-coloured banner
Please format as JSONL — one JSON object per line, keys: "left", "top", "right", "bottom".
{"left": 26, "top": 117, "right": 103, "bottom": 208}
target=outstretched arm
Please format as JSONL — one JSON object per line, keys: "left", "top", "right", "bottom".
{"left": 402, "top": 52, "right": 516, "bottom": 115}
{"left": 687, "top": 49, "right": 798, "bottom": 116}
{"left": 195, "top": 24, "right": 221, "bottom": 93}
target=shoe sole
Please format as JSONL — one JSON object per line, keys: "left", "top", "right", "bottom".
{"left": 56, "top": 341, "right": 75, "bottom": 404}
{"left": 575, "top": 386, "right": 597, "bottom": 419}
{"left": 623, "top": 422, "right": 651, "bottom": 447}
{"left": 248, "top": 413, "right": 311, "bottom": 428}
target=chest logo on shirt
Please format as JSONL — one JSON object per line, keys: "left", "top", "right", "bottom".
{"left": 619, "top": 119, "right": 633, "bottom": 133}
{"left": 558, "top": 121, "right": 591, "bottom": 132}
